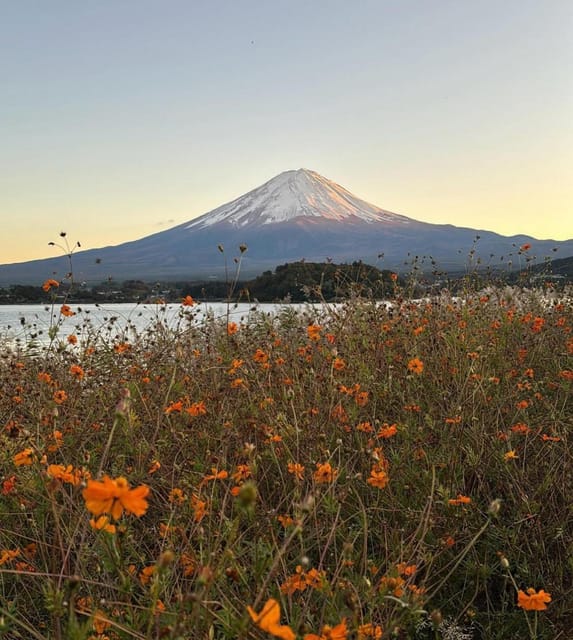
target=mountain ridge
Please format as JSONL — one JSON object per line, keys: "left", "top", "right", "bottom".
{"left": 1, "top": 169, "right": 572, "bottom": 285}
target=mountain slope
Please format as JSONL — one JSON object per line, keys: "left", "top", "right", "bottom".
{"left": 1, "top": 169, "right": 572, "bottom": 285}
{"left": 186, "top": 169, "right": 412, "bottom": 228}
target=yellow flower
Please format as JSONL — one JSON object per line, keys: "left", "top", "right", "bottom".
{"left": 504, "top": 450, "right": 518, "bottom": 462}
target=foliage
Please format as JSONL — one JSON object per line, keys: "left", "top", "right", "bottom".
{"left": 0, "top": 282, "right": 572, "bottom": 639}
{"left": 245, "top": 261, "right": 398, "bottom": 301}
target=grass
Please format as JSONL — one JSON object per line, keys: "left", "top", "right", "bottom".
{"left": 0, "top": 281, "right": 572, "bottom": 639}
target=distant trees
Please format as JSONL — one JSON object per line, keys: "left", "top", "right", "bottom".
{"left": 244, "top": 261, "right": 398, "bottom": 302}
{"left": 0, "top": 262, "right": 402, "bottom": 304}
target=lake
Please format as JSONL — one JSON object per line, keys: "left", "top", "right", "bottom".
{"left": 0, "top": 301, "right": 297, "bottom": 348}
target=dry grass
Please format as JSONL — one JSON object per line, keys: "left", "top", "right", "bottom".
{"left": 0, "top": 283, "right": 572, "bottom": 639}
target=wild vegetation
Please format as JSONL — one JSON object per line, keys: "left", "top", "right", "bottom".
{"left": 2, "top": 251, "right": 572, "bottom": 305}
{"left": 0, "top": 273, "right": 572, "bottom": 639}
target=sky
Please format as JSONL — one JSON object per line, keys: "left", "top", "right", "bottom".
{"left": 2, "top": 0, "right": 572, "bottom": 264}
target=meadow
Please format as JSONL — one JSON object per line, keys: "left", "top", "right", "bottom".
{"left": 0, "top": 279, "right": 571, "bottom": 639}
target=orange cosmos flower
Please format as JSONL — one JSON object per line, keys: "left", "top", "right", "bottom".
{"left": 89, "top": 515, "right": 117, "bottom": 534}
{"left": 304, "top": 619, "right": 348, "bottom": 640}
{"left": 14, "top": 448, "right": 34, "bottom": 467}
{"left": 367, "top": 466, "right": 389, "bottom": 489}
{"left": 280, "top": 567, "right": 308, "bottom": 595}
{"left": 53, "top": 389, "right": 68, "bottom": 404}
{"left": 47, "top": 464, "right": 82, "bottom": 486}
{"left": 448, "top": 494, "right": 471, "bottom": 506}
{"left": 517, "top": 587, "right": 551, "bottom": 611}
{"left": 42, "top": 278, "right": 60, "bottom": 292}
{"left": 287, "top": 462, "right": 305, "bottom": 480}
{"left": 37, "top": 371, "right": 53, "bottom": 384}
{"left": 253, "top": 348, "right": 269, "bottom": 363}
{"left": 191, "top": 494, "right": 208, "bottom": 522}
{"left": 247, "top": 598, "right": 296, "bottom": 640}
{"left": 307, "top": 324, "right": 322, "bottom": 341}
{"left": 531, "top": 317, "right": 545, "bottom": 333}
{"left": 181, "top": 295, "right": 195, "bottom": 306}
{"left": 148, "top": 460, "right": 161, "bottom": 474}
{"left": 356, "top": 421, "right": 374, "bottom": 433}
{"left": 82, "top": 475, "right": 150, "bottom": 520}
{"left": 377, "top": 423, "right": 398, "bottom": 438}
{"left": 541, "top": 433, "right": 561, "bottom": 442}
{"left": 332, "top": 357, "right": 346, "bottom": 371}
{"left": 186, "top": 401, "right": 207, "bottom": 417}
{"left": 358, "top": 623, "right": 383, "bottom": 639}
{"left": 69, "top": 364, "right": 84, "bottom": 380}
{"left": 164, "top": 400, "right": 183, "bottom": 414}
{"left": 60, "top": 304, "right": 75, "bottom": 317}
{"left": 314, "top": 462, "right": 337, "bottom": 484}
{"left": 67, "top": 334, "right": 78, "bottom": 344}
{"left": 511, "top": 422, "right": 531, "bottom": 435}
{"left": 168, "top": 488, "right": 186, "bottom": 505}
{"left": 407, "top": 357, "right": 424, "bottom": 375}
{"left": 232, "top": 464, "right": 251, "bottom": 484}
{"left": 227, "top": 321, "right": 238, "bottom": 335}
{"left": 504, "top": 450, "right": 518, "bottom": 462}
{"left": 0, "top": 549, "right": 21, "bottom": 566}
{"left": 397, "top": 563, "right": 417, "bottom": 577}
{"left": 379, "top": 575, "right": 405, "bottom": 597}
{"left": 201, "top": 468, "right": 229, "bottom": 485}
{"left": 278, "top": 514, "right": 295, "bottom": 528}
{"left": 2, "top": 475, "right": 16, "bottom": 495}
{"left": 520, "top": 243, "right": 532, "bottom": 252}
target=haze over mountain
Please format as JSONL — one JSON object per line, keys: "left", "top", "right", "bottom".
{"left": 1, "top": 169, "right": 572, "bottom": 285}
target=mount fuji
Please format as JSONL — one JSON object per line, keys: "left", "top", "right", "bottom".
{"left": 1, "top": 169, "right": 572, "bottom": 284}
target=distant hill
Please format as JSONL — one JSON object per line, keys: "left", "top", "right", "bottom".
{"left": 1, "top": 169, "right": 572, "bottom": 285}
{"left": 244, "top": 261, "right": 397, "bottom": 302}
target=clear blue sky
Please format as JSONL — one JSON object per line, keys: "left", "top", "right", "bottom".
{"left": 2, "top": 0, "right": 572, "bottom": 263}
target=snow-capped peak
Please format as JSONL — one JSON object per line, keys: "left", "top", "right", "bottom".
{"left": 185, "top": 169, "right": 411, "bottom": 229}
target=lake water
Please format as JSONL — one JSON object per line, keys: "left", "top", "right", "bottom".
{"left": 0, "top": 301, "right": 297, "bottom": 348}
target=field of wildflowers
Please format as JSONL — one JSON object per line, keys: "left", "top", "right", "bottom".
{"left": 0, "top": 280, "right": 572, "bottom": 639}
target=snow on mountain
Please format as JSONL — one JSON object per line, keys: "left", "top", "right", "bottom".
{"left": 186, "top": 169, "right": 413, "bottom": 229}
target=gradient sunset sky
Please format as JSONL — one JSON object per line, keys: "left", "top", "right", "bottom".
{"left": 2, "top": 0, "right": 572, "bottom": 264}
